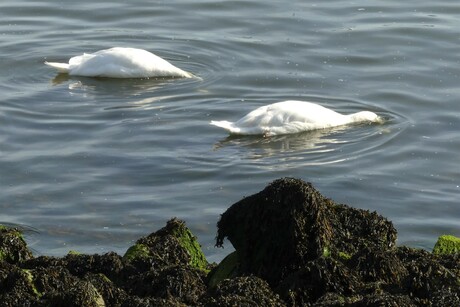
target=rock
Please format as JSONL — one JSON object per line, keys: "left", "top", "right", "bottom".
{"left": 348, "top": 247, "right": 408, "bottom": 285}
{"left": 213, "top": 178, "right": 460, "bottom": 305}
{"left": 203, "top": 276, "right": 286, "bottom": 306}
{"left": 0, "top": 263, "right": 40, "bottom": 306}
{"left": 126, "top": 265, "right": 207, "bottom": 305}
{"left": 12, "top": 219, "right": 209, "bottom": 306}
{"left": 0, "top": 178, "right": 459, "bottom": 306}
{"left": 215, "top": 178, "right": 397, "bottom": 286}
{"left": 0, "top": 226, "right": 33, "bottom": 264}
{"left": 276, "top": 256, "right": 361, "bottom": 305}
{"left": 123, "top": 218, "right": 208, "bottom": 272}
{"left": 121, "top": 218, "right": 209, "bottom": 305}
{"left": 207, "top": 251, "right": 239, "bottom": 288}
{"left": 432, "top": 234, "right": 460, "bottom": 255}
{"left": 84, "top": 273, "right": 129, "bottom": 307}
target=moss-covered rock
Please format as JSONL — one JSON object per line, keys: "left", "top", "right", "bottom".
{"left": 123, "top": 244, "right": 150, "bottom": 263}
{"left": 1, "top": 178, "right": 460, "bottom": 306}
{"left": 154, "top": 218, "right": 209, "bottom": 271}
{"left": 207, "top": 251, "right": 239, "bottom": 288}
{"left": 433, "top": 235, "right": 460, "bottom": 255}
{"left": 0, "top": 263, "right": 41, "bottom": 305}
{"left": 126, "top": 218, "right": 208, "bottom": 272}
{"left": 0, "top": 226, "right": 33, "bottom": 264}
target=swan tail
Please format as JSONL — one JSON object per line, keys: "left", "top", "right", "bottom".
{"left": 44, "top": 61, "right": 70, "bottom": 73}
{"left": 210, "top": 120, "right": 240, "bottom": 134}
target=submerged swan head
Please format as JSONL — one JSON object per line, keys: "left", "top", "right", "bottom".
{"left": 349, "top": 111, "right": 383, "bottom": 124}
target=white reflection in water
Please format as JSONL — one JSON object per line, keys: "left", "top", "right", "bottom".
{"left": 49, "top": 73, "right": 197, "bottom": 110}
{"left": 212, "top": 120, "right": 399, "bottom": 170}
{"left": 214, "top": 125, "right": 349, "bottom": 157}
{"left": 51, "top": 73, "right": 176, "bottom": 93}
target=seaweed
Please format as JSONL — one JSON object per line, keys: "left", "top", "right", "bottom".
{"left": 0, "top": 178, "right": 459, "bottom": 306}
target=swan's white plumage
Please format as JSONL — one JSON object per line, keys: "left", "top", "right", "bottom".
{"left": 210, "top": 100, "right": 382, "bottom": 136}
{"left": 45, "top": 47, "right": 193, "bottom": 78}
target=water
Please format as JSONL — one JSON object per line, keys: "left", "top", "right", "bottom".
{"left": 1, "top": 0, "right": 459, "bottom": 263}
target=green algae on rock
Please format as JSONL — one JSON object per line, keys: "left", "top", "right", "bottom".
{"left": 122, "top": 218, "right": 209, "bottom": 305}
{"left": 207, "top": 250, "right": 239, "bottom": 288}
{"left": 1, "top": 178, "right": 460, "bottom": 306}
{"left": 123, "top": 243, "right": 150, "bottom": 263}
{"left": 126, "top": 218, "right": 208, "bottom": 272}
{"left": 433, "top": 234, "right": 460, "bottom": 255}
{"left": 0, "top": 225, "right": 33, "bottom": 264}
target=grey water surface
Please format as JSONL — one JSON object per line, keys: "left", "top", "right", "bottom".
{"left": 1, "top": 0, "right": 459, "bottom": 262}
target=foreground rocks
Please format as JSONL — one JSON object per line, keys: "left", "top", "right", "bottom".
{"left": 1, "top": 178, "right": 460, "bottom": 306}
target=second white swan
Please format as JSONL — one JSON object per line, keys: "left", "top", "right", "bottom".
{"left": 210, "top": 100, "right": 382, "bottom": 136}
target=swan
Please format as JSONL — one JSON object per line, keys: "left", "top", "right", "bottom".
{"left": 210, "top": 100, "right": 383, "bottom": 136}
{"left": 44, "top": 47, "right": 194, "bottom": 78}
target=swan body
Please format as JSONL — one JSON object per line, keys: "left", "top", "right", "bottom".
{"left": 45, "top": 47, "right": 193, "bottom": 78}
{"left": 210, "top": 100, "right": 382, "bottom": 136}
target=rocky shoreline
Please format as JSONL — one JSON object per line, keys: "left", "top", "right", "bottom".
{"left": 1, "top": 178, "right": 459, "bottom": 306}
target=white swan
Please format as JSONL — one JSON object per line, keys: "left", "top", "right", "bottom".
{"left": 45, "top": 47, "right": 193, "bottom": 78}
{"left": 210, "top": 100, "right": 383, "bottom": 136}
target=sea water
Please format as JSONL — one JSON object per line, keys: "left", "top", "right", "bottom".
{"left": 1, "top": 0, "right": 459, "bottom": 262}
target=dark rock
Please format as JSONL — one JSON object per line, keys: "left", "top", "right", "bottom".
{"left": 126, "top": 265, "right": 207, "bottom": 305}
{"left": 313, "top": 292, "right": 362, "bottom": 306}
{"left": 212, "top": 178, "right": 460, "bottom": 305}
{"left": 0, "top": 226, "right": 33, "bottom": 264}
{"left": 354, "top": 293, "right": 416, "bottom": 306}
{"left": 120, "top": 296, "right": 186, "bottom": 307}
{"left": 215, "top": 178, "right": 396, "bottom": 286}
{"left": 348, "top": 247, "right": 408, "bottom": 285}
{"left": 276, "top": 257, "right": 360, "bottom": 305}
{"left": 203, "top": 276, "right": 286, "bottom": 306}
{"left": 0, "top": 263, "right": 40, "bottom": 306}
{"left": 0, "top": 178, "right": 459, "bottom": 306}
{"left": 85, "top": 272, "right": 129, "bottom": 306}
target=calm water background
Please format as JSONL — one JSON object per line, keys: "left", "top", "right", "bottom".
{"left": 1, "top": 0, "right": 459, "bottom": 262}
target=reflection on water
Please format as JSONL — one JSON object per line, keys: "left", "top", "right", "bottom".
{"left": 49, "top": 73, "right": 203, "bottom": 110}
{"left": 214, "top": 126, "right": 348, "bottom": 155}
{"left": 211, "top": 119, "right": 405, "bottom": 171}
{"left": 51, "top": 73, "right": 181, "bottom": 93}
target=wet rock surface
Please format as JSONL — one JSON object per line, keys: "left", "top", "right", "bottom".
{"left": 1, "top": 178, "right": 459, "bottom": 306}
